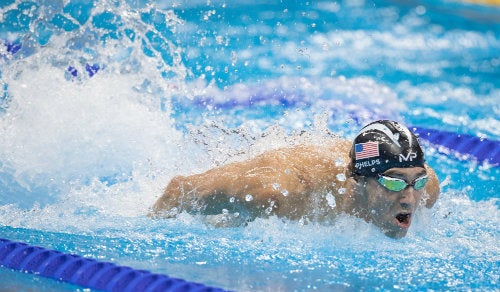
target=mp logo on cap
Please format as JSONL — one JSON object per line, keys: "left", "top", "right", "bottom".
{"left": 399, "top": 152, "right": 417, "bottom": 162}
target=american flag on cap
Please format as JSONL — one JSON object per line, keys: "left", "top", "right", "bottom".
{"left": 355, "top": 142, "right": 379, "bottom": 160}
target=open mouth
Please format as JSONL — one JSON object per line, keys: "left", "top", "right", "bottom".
{"left": 394, "top": 213, "right": 412, "bottom": 228}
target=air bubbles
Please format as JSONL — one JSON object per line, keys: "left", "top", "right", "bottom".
{"left": 281, "top": 189, "right": 289, "bottom": 196}
{"left": 338, "top": 188, "right": 346, "bottom": 195}
{"left": 245, "top": 194, "right": 254, "bottom": 202}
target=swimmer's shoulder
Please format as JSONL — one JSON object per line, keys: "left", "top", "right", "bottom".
{"left": 424, "top": 164, "right": 440, "bottom": 208}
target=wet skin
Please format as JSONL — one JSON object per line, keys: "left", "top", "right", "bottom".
{"left": 352, "top": 167, "right": 428, "bottom": 239}
{"left": 150, "top": 142, "right": 440, "bottom": 238}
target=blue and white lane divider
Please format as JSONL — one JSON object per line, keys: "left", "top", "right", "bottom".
{"left": 413, "top": 127, "right": 500, "bottom": 165}
{"left": 0, "top": 238, "right": 226, "bottom": 292}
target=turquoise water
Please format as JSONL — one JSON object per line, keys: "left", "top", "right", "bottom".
{"left": 1, "top": 0, "right": 499, "bottom": 290}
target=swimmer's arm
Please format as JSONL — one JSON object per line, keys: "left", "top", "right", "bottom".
{"left": 150, "top": 144, "right": 344, "bottom": 218}
{"left": 150, "top": 148, "right": 303, "bottom": 217}
{"left": 424, "top": 164, "right": 440, "bottom": 208}
{"left": 150, "top": 163, "right": 245, "bottom": 217}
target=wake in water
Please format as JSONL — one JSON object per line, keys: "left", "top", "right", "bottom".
{"left": 0, "top": 0, "right": 191, "bottom": 208}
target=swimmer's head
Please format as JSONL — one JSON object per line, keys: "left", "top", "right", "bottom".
{"left": 349, "top": 120, "right": 425, "bottom": 177}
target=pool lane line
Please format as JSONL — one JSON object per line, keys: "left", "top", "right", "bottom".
{"left": 0, "top": 238, "right": 227, "bottom": 292}
{"left": 412, "top": 126, "right": 500, "bottom": 165}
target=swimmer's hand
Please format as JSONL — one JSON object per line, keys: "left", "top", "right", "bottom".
{"left": 149, "top": 176, "right": 187, "bottom": 218}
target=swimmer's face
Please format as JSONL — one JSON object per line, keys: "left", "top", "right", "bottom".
{"left": 361, "top": 167, "right": 427, "bottom": 239}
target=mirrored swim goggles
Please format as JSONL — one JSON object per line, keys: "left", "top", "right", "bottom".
{"left": 377, "top": 174, "right": 429, "bottom": 192}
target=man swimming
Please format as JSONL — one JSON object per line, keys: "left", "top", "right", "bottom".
{"left": 150, "top": 120, "right": 440, "bottom": 239}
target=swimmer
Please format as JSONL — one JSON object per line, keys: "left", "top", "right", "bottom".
{"left": 151, "top": 120, "right": 440, "bottom": 239}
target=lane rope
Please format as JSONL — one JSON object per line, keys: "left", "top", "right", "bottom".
{"left": 412, "top": 127, "right": 500, "bottom": 165}
{"left": 0, "top": 238, "right": 226, "bottom": 292}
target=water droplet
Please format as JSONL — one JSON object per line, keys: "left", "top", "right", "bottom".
{"left": 281, "top": 189, "right": 289, "bottom": 196}
{"left": 272, "top": 182, "right": 280, "bottom": 190}
{"left": 415, "top": 5, "right": 426, "bottom": 15}
{"left": 245, "top": 194, "right": 253, "bottom": 202}
{"left": 215, "top": 35, "right": 224, "bottom": 45}
{"left": 265, "top": 206, "right": 273, "bottom": 215}
{"left": 326, "top": 192, "right": 336, "bottom": 208}
{"left": 336, "top": 173, "right": 346, "bottom": 181}
{"left": 229, "top": 197, "right": 235, "bottom": 203}
{"left": 338, "top": 188, "right": 346, "bottom": 195}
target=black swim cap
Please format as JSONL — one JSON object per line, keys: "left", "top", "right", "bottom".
{"left": 350, "top": 120, "right": 425, "bottom": 177}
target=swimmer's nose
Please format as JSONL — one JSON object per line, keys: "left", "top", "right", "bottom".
{"left": 400, "top": 188, "right": 417, "bottom": 210}
{"left": 400, "top": 202, "right": 412, "bottom": 210}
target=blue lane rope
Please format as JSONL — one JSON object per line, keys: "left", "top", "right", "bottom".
{"left": 412, "top": 127, "right": 500, "bottom": 165}
{"left": 0, "top": 238, "right": 226, "bottom": 292}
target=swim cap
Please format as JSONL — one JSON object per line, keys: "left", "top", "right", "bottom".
{"left": 350, "top": 120, "right": 425, "bottom": 176}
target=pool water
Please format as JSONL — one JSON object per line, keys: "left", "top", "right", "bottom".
{"left": 1, "top": 0, "right": 499, "bottom": 290}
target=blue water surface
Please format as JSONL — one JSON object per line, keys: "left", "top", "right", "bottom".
{"left": 0, "top": 0, "right": 499, "bottom": 291}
